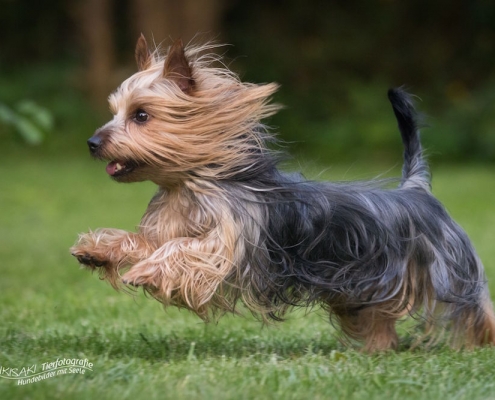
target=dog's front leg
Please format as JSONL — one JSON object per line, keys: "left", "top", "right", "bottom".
{"left": 120, "top": 236, "right": 236, "bottom": 317}
{"left": 71, "top": 228, "right": 154, "bottom": 288}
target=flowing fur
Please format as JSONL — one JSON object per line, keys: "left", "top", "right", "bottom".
{"left": 72, "top": 37, "right": 495, "bottom": 351}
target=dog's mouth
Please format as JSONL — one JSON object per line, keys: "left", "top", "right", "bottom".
{"left": 106, "top": 160, "right": 138, "bottom": 177}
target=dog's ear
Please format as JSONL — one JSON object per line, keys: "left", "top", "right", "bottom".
{"left": 135, "top": 33, "right": 152, "bottom": 71}
{"left": 163, "top": 39, "right": 195, "bottom": 94}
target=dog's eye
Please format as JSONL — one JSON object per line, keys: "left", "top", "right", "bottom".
{"left": 133, "top": 109, "right": 149, "bottom": 123}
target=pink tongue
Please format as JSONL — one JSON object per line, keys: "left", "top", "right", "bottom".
{"left": 106, "top": 161, "right": 121, "bottom": 176}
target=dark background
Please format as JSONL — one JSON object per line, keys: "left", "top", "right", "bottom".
{"left": 2, "top": 0, "right": 495, "bottom": 163}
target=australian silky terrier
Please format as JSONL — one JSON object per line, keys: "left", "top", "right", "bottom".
{"left": 71, "top": 35, "right": 495, "bottom": 351}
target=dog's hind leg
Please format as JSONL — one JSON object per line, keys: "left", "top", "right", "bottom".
{"left": 427, "top": 230, "right": 495, "bottom": 348}
{"left": 451, "top": 291, "right": 495, "bottom": 348}
{"left": 336, "top": 305, "right": 400, "bottom": 352}
{"left": 473, "top": 295, "right": 495, "bottom": 346}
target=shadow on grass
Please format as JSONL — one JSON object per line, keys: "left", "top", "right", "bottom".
{"left": 2, "top": 321, "right": 441, "bottom": 365}
{"left": 2, "top": 325, "right": 344, "bottom": 363}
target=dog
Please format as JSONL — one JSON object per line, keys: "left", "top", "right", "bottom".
{"left": 71, "top": 35, "right": 495, "bottom": 352}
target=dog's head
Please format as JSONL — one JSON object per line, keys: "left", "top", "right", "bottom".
{"left": 87, "top": 35, "right": 279, "bottom": 187}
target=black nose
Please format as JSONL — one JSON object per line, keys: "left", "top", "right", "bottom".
{"left": 87, "top": 136, "right": 102, "bottom": 154}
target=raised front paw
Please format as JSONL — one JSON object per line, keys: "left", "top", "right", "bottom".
{"left": 71, "top": 251, "right": 108, "bottom": 268}
{"left": 71, "top": 231, "right": 110, "bottom": 269}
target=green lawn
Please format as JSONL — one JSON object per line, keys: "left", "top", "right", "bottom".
{"left": 1, "top": 151, "right": 495, "bottom": 399}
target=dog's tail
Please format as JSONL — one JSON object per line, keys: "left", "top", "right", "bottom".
{"left": 388, "top": 87, "right": 430, "bottom": 190}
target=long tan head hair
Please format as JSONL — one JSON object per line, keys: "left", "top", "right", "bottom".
{"left": 100, "top": 35, "right": 281, "bottom": 187}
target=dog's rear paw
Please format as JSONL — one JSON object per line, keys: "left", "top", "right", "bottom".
{"left": 121, "top": 269, "right": 157, "bottom": 289}
{"left": 122, "top": 277, "right": 149, "bottom": 288}
{"left": 122, "top": 278, "right": 140, "bottom": 287}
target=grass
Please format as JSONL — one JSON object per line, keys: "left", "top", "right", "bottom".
{"left": 1, "top": 149, "right": 495, "bottom": 399}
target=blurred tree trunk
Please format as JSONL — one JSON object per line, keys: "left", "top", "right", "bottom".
{"left": 130, "top": 0, "right": 228, "bottom": 46}
{"left": 75, "top": 0, "right": 116, "bottom": 109}
{"left": 73, "top": 0, "right": 228, "bottom": 107}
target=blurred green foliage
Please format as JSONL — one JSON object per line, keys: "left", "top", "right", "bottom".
{"left": 0, "top": 63, "right": 101, "bottom": 154}
{"left": 1, "top": 61, "right": 494, "bottom": 162}
{"left": 0, "top": 100, "right": 54, "bottom": 145}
